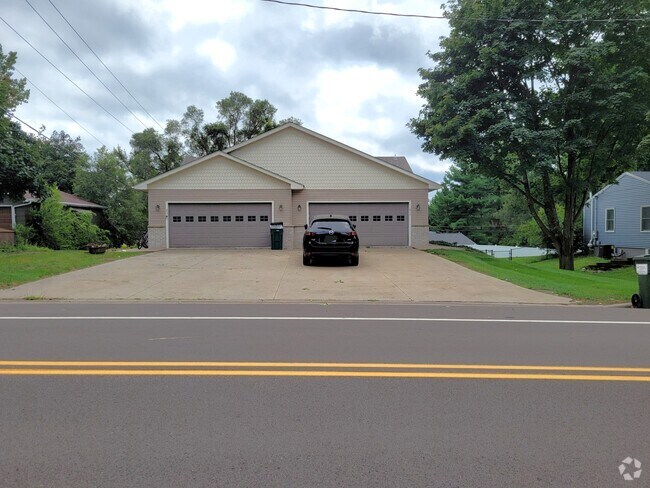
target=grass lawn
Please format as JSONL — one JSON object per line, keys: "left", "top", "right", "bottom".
{"left": 428, "top": 249, "right": 638, "bottom": 304}
{"left": 0, "top": 247, "right": 145, "bottom": 289}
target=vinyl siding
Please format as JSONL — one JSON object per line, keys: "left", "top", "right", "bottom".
{"left": 583, "top": 174, "right": 650, "bottom": 249}
{"left": 149, "top": 154, "right": 289, "bottom": 190}
{"left": 230, "top": 127, "right": 429, "bottom": 190}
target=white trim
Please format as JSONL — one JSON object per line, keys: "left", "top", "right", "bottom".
{"left": 605, "top": 208, "right": 615, "bottom": 232}
{"left": 641, "top": 205, "right": 650, "bottom": 233}
{"left": 163, "top": 200, "right": 275, "bottom": 249}
{"left": 225, "top": 123, "right": 440, "bottom": 190}
{"left": 134, "top": 152, "right": 304, "bottom": 191}
{"left": 306, "top": 200, "right": 412, "bottom": 246}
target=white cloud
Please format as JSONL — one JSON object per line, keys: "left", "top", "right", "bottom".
{"left": 409, "top": 154, "right": 452, "bottom": 174}
{"left": 197, "top": 38, "right": 237, "bottom": 71}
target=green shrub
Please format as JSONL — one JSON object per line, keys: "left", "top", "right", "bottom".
{"left": 14, "top": 224, "right": 36, "bottom": 246}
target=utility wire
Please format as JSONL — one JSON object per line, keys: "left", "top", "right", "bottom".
{"left": 23, "top": 0, "right": 148, "bottom": 130}
{"left": 47, "top": 0, "right": 165, "bottom": 131}
{"left": 260, "top": 0, "right": 650, "bottom": 23}
{"left": 14, "top": 67, "right": 106, "bottom": 147}
{"left": 8, "top": 112, "right": 49, "bottom": 139}
{"left": 0, "top": 15, "right": 135, "bottom": 134}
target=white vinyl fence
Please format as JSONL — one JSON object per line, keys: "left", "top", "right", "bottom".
{"left": 469, "top": 245, "right": 556, "bottom": 259}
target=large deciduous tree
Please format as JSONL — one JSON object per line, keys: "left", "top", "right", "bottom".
{"left": 37, "top": 130, "right": 89, "bottom": 193}
{"left": 410, "top": 0, "right": 650, "bottom": 269}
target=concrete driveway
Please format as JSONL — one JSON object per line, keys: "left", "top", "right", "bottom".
{"left": 0, "top": 248, "right": 569, "bottom": 303}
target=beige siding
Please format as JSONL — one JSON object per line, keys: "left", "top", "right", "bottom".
{"left": 149, "top": 155, "right": 289, "bottom": 190}
{"left": 231, "top": 127, "right": 429, "bottom": 190}
{"left": 147, "top": 188, "right": 294, "bottom": 249}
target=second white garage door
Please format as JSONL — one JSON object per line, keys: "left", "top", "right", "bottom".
{"left": 168, "top": 203, "right": 272, "bottom": 248}
{"left": 309, "top": 202, "right": 409, "bottom": 246}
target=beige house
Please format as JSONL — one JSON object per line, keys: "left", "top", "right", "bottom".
{"left": 134, "top": 124, "right": 440, "bottom": 250}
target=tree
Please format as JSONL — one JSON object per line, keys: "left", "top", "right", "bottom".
{"left": 37, "top": 130, "right": 89, "bottom": 193}
{"left": 0, "top": 44, "right": 40, "bottom": 200}
{"left": 128, "top": 123, "right": 183, "bottom": 181}
{"left": 429, "top": 163, "right": 508, "bottom": 244}
{"left": 410, "top": 0, "right": 650, "bottom": 269}
{"left": 75, "top": 147, "right": 147, "bottom": 246}
{"left": 216, "top": 91, "right": 253, "bottom": 145}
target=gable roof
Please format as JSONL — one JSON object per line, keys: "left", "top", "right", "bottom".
{"left": 589, "top": 171, "right": 650, "bottom": 201}
{"left": 376, "top": 156, "right": 412, "bottom": 172}
{"left": 23, "top": 191, "right": 105, "bottom": 209}
{"left": 133, "top": 151, "right": 305, "bottom": 191}
{"left": 225, "top": 123, "right": 440, "bottom": 190}
{"left": 429, "top": 231, "right": 476, "bottom": 246}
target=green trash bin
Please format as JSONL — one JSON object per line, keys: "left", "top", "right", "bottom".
{"left": 632, "top": 254, "right": 650, "bottom": 308}
{"left": 270, "top": 222, "right": 283, "bottom": 250}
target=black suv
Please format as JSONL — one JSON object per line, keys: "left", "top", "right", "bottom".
{"left": 302, "top": 214, "right": 360, "bottom": 266}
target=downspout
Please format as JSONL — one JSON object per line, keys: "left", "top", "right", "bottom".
{"left": 587, "top": 192, "right": 596, "bottom": 248}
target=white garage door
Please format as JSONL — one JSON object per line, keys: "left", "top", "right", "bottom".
{"left": 168, "top": 203, "right": 272, "bottom": 248}
{"left": 309, "top": 202, "right": 409, "bottom": 246}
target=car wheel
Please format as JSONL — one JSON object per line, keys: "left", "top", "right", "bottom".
{"left": 632, "top": 293, "right": 643, "bottom": 308}
{"left": 303, "top": 255, "right": 311, "bottom": 266}
{"left": 350, "top": 256, "right": 359, "bottom": 266}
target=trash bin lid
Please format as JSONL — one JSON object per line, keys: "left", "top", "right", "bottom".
{"left": 270, "top": 221, "right": 284, "bottom": 229}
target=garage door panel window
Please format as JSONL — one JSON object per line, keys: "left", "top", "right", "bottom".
{"left": 397, "top": 215, "right": 405, "bottom": 221}
{"left": 235, "top": 216, "right": 244, "bottom": 222}
{"left": 185, "top": 216, "right": 194, "bottom": 222}
{"left": 349, "top": 216, "right": 357, "bottom": 221}
{"left": 385, "top": 215, "right": 393, "bottom": 221}
{"left": 361, "top": 216, "right": 369, "bottom": 221}
{"left": 260, "top": 215, "right": 269, "bottom": 221}
{"left": 211, "top": 216, "right": 219, "bottom": 222}
{"left": 172, "top": 216, "right": 181, "bottom": 222}
{"left": 373, "top": 216, "right": 381, "bottom": 222}
{"left": 223, "top": 216, "right": 231, "bottom": 222}
{"left": 248, "top": 216, "right": 256, "bottom": 222}
{"left": 198, "top": 216, "right": 206, "bottom": 222}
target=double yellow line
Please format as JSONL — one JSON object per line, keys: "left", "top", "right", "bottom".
{"left": 1, "top": 361, "right": 650, "bottom": 381}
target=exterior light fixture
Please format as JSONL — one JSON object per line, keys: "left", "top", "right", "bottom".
{"left": 416, "top": 204, "right": 421, "bottom": 211}
{"left": 279, "top": 204, "right": 283, "bottom": 211}
{"left": 297, "top": 204, "right": 302, "bottom": 211}
{"left": 156, "top": 204, "right": 160, "bottom": 211}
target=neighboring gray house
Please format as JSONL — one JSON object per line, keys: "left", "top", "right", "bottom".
{"left": 583, "top": 172, "right": 650, "bottom": 258}
{"left": 428, "top": 231, "right": 476, "bottom": 246}
{"left": 134, "top": 123, "right": 440, "bottom": 250}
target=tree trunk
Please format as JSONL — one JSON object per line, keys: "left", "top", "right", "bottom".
{"left": 559, "top": 248, "right": 574, "bottom": 270}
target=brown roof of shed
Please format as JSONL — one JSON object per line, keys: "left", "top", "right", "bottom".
{"left": 24, "top": 191, "right": 105, "bottom": 209}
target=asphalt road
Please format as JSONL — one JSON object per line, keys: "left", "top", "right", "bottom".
{"left": 0, "top": 302, "right": 648, "bottom": 487}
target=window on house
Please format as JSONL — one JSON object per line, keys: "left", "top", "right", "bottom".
{"left": 260, "top": 215, "right": 269, "bottom": 222}
{"left": 605, "top": 208, "right": 615, "bottom": 232}
{"left": 198, "top": 216, "right": 206, "bottom": 222}
{"left": 248, "top": 216, "right": 256, "bottom": 222}
{"left": 373, "top": 216, "right": 381, "bottom": 222}
{"left": 361, "top": 216, "right": 369, "bottom": 222}
{"left": 223, "top": 216, "right": 232, "bottom": 222}
{"left": 642, "top": 206, "right": 650, "bottom": 232}
{"left": 385, "top": 215, "right": 393, "bottom": 222}
{"left": 396, "top": 215, "right": 405, "bottom": 222}
{"left": 172, "top": 216, "right": 181, "bottom": 222}
{"left": 185, "top": 216, "right": 194, "bottom": 223}
{"left": 211, "top": 216, "right": 219, "bottom": 222}
{"left": 235, "top": 216, "right": 244, "bottom": 222}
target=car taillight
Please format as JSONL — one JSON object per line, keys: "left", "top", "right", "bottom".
{"left": 305, "top": 231, "right": 316, "bottom": 237}
{"left": 349, "top": 231, "right": 357, "bottom": 237}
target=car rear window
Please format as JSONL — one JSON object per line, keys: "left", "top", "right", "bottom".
{"left": 310, "top": 220, "right": 352, "bottom": 232}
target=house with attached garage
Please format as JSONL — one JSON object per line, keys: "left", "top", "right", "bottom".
{"left": 583, "top": 171, "right": 650, "bottom": 258}
{"left": 134, "top": 123, "right": 440, "bottom": 250}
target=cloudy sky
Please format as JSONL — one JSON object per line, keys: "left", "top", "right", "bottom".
{"left": 3, "top": 0, "right": 451, "bottom": 183}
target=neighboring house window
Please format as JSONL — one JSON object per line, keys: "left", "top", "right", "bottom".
{"left": 235, "top": 216, "right": 244, "bottom": 222}
{"left": 185, "top": 216, "right": 194, "bottom": 223}
{"left": 211, "top": 216, "right": 219, "bottom": 222}
{"left": 642, "top": 206, "right": 650, "bottom": 232}
{"left": 172, "top": 216, "right": 181, "bottom": 222}
{"left": 248, "top": 216, "right": 256, "bottom": 222}
{"left": 605, "top": 208, "right": 615, "bottom": 232}
{"left": 361, "top": 216, "right": 369, "bottom": 222}
{"left": 198, "top": 216, "right": 206, "bottom": 222}
{"left": 373, "top": 216, "right": 381, "bottom": 222}
{"left": 260, "top": 215, "right": 269, "bottom": 222}
{"left": 385, "top": 215, "right": 393, "bottom": 222}
{"left": 223, "top": 216, "right": 232, "bottom": 222}
{"left": 397, "top": 215, "right": 405, "bottom": 222}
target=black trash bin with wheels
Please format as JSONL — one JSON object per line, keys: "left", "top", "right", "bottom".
{"left": 632, "top": 254, "right": 650, "bottom": 308}
{"left": 270, "top": 222, "right": 284, "bottom": 250}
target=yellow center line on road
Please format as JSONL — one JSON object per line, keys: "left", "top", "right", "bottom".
{"left": 1, "top": 360, "right": 650, "bottom": 373}
{"left": 1, "top": 368, "right": 650, "bottom": 381}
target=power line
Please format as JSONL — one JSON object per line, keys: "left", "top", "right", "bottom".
{"left": 23, "top": 0, "right": 148, "bottom": 130}
{"left": 8, "top": 112, "right": 48, "bottom": 139}
{"left": 14, "top": 67, "right": 106, "bottom": 147}
{"left": 46, "top": 0, "right": 165, "bottom": 131}
{"left": 0, "top": 15, "right": 134, "bottom": 134}
{"left": 260, "top": 0, "right": 650, "bottom": 23}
